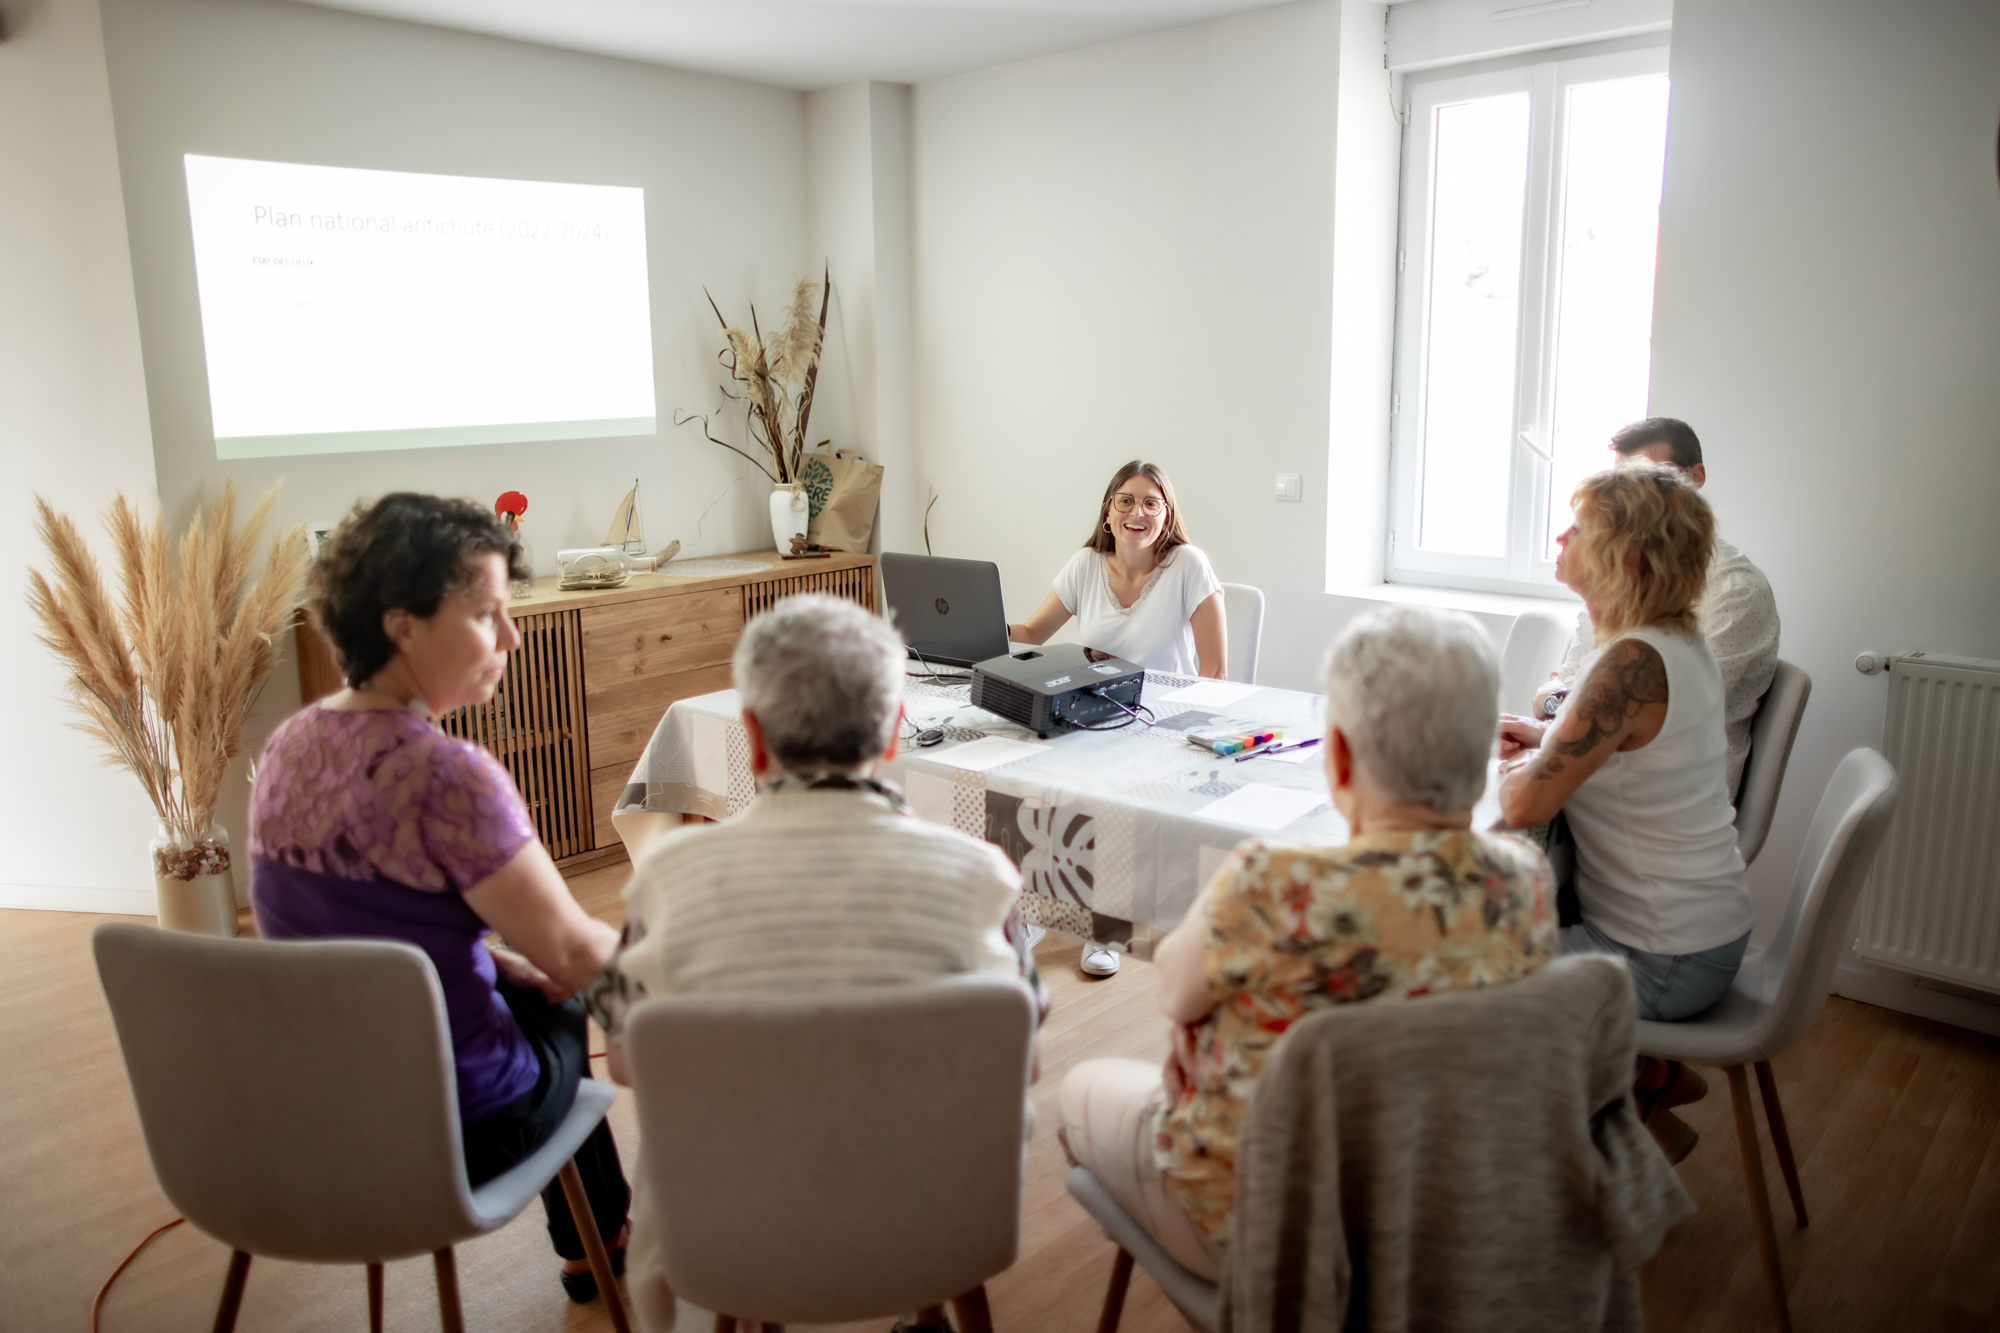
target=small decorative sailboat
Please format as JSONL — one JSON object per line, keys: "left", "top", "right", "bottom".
{"left": 605, "top": 479, "right": 646, "bottom": 556}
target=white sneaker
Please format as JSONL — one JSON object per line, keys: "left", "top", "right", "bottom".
{"left": 1023, "top": 924, "right": 1047, "bottom": 950}
{"left": 1080, "top": 944, "right": 1121, "bottom": 977}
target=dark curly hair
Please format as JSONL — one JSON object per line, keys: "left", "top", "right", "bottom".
{"left": 308, "top": 493, "right": 528, "bottom": 688}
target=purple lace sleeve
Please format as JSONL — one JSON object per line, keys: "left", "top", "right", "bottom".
{"left": 250, "top": 707, "right": 536, "bottom": 892}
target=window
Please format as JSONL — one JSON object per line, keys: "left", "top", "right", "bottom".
{"left": 1387, "top": 43, "right": 1671, "bottom": 596}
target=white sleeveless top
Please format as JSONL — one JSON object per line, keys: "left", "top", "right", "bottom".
{"left": 1561, "top": 624, "right": 1753, "bottom": 956}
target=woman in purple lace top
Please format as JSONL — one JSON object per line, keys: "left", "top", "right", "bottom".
{"left": 249, "top": 493, "right": 630, "bottom": 1304}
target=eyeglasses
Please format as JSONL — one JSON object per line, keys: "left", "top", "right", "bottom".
{"left": 1110, "top": 494, "right": 1166, "bottom": 516}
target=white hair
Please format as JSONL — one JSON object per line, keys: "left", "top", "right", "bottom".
{"left": 734, "top": 594, "right": 906, "bottom": 771}
{"left": 1323, "top": 605, "right": 1498, "bottom": 813}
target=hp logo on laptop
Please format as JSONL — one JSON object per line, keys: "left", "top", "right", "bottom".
{"left": 935, "top": 598, "right": 950, "bottom": 615}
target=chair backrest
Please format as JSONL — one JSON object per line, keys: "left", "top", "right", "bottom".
{"left": 625, "top": 973, "right": 1036, "bottom": 1324}
{"left": 1733, "top": 658, "right": 1811, "bottom": 865}
{"left": 1497, "top": 608, "right": 1575, "bottom": 716}
{"left": 92, "top": 924, "right": 476, "bottom": 1262}
{"left": 1220, "top": 583, "right": 1265, "bottom": 685}
{"left": 1223, "top": 954, "right": 1688, "bottom": 1328}
{"left": 1747, "top": 747, "right": 1899, "bottom": 1056}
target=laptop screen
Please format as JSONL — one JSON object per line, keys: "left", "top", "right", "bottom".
{"left": 879, "top": 552, "right": 1010, "bottom": 668}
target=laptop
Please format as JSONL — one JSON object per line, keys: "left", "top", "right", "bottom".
{"left": 879, "top": 552, "right": 1010, "bottom": 668}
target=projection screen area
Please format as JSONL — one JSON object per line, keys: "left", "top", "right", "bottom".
{"left": 183, "top": 155, "right": 656, "bottom": 459}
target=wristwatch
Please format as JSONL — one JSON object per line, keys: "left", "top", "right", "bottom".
{"left": 1541, "top": 689, "right": 1570, "bottom": 719}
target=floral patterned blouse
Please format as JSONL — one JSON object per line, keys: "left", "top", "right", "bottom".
{"left": 1156, "top": 830, "right": 1558, "bottom": 1238}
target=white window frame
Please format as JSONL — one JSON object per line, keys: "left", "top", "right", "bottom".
{"left": 1386, "top": 41, "right": 1670, "bottom": 598}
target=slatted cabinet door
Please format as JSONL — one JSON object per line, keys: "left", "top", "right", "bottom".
{"left": 436, "top": 610, "right": 593, "bottom": 861}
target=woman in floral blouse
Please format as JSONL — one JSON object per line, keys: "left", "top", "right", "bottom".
{"left": 1058, "top": 606, "right": 1557, "bottom": 1277}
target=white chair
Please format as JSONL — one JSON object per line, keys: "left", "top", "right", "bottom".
{"left": 624, "top": 974, "right": 1037, "bottom": 1331}
{"left": 1496, "top": 607, "right": 1576, "bottom": 715}
{"left": 92, "top": 924, "right": 630, "bottom": 1333}
{"left": 1220, "top": 583, "right": 1265, "bottom": 685}
{"left": 1734, "top": 658, "right": 1811, "bottom": 865}
{"left": 1637, "top": 748, "right": 1899, "bottom": 1333}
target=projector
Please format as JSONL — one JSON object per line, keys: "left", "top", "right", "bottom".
{"left": 970, "top": 645, "right": 1145, "bottom": 738}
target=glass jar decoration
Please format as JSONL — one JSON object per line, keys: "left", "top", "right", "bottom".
{"left": 150, "top": 820, "right": 238, "bottom": 937}
{"left": 769, "top": 483, "right": 809, "bottom": 552}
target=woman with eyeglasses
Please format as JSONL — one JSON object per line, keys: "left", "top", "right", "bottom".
{"left": 1006, "top": 461, "right": 1227, "bottom": 977}
{"left": 1008, "top": 460, "right": 1227, "bottom": 680}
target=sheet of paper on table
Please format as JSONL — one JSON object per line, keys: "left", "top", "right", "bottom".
{"left": 1157, "top": 679, "right": 1262, "bottom": 708}
{"left": 926, "top": 735, "right": 1046, "bottom": 772}
{"left": 1196, "top": 782, "right": 1328, "bottom": 832}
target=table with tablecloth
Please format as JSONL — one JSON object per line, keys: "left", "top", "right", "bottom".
{"left": 610, "top": 671, "right": 1506, "bottom": 957}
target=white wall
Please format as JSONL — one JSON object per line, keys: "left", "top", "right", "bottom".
{"left": 96, "top": 0, "right": 815, "bottom": 869}
{"left": 0, "top": 0, "right": 168, "bottom": 913}
{"left": 806, "top": 80, "right": 923, "bottom": 556}
{"left": 1650, "top": 0, "right": 2000, "bottom": 1026}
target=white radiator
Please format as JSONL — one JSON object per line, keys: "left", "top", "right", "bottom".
{"left": 1854, "top": 651, "right": 2000, "bottom": 995}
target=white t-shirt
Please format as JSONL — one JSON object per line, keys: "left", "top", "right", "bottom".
{"left": 1560, "top": 624, "right": 1753, "bottom": 956}
{"left": 1051, "top": 544, "right": 1223, "bottom": 676}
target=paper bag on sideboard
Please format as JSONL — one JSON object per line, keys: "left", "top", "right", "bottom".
{"left": 800, "top": 449, "right": 883, "bottom": 553}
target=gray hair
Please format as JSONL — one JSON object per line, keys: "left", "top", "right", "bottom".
{"left": 733, "top": 594, "right": 906, "bottom": 771}
{"left": 1323, "top": 605, "right": 1498, "bottom": 813}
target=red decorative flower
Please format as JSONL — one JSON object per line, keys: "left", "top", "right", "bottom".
{"left": 495, "top": 490, "right": 528, "bottom": 519}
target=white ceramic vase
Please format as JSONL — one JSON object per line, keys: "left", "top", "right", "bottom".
{"left": 769, "top": 483, "right": 808, "bottom": 552}
{"left": 150, "top": 820, "right": 239, "bottom": 937}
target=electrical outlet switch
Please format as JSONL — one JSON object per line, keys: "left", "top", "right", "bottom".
{"left": 1275, "top": 473, "right": 1303, "bottom": 502}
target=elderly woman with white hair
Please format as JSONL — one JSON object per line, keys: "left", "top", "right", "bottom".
{"left": 1056, "top": 606, "right": 1558, "bottom": 1278}
{"left": 590, "top": 594, "right": 1043, "bottom": 1331}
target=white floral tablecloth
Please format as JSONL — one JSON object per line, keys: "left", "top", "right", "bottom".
{"left": 611, "top": 671, "right": 1504, "bottom": 958}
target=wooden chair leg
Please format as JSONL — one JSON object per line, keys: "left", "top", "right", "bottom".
{"left": 211, "top": 1250, "right": 252, "bottom": 1333}
{"left": 367, "top": 1262, "right": 384, "bottom": 1333}
{"left": 952, "top": 1284, "right": 995, "bottom": 1333}
{"left": 1097, "top": 1247, "right": 1136, "bottom": 1333}
{"left": 1754, "top": 1059, "right": 1810, "bottom": 1227}
{"left": 559, "top": 1157, "right": 634, "bottom": 1333}
{"left": 1726, "top": 1065, "right": 1793, "bottom": 1333}
{"left": 433, "top": 1247, "right": 465, "bottom": 1333}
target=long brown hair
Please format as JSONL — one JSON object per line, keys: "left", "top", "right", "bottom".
{"left": 1084, "top": 460, "right": 1193, "bottom": 559}
{"left": 1567, "top": 462, "right": 1713, "bottom": 641}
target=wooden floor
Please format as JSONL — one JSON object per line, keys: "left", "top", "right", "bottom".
{"left": 4, "top": 862, "right": 1998, "bottom": 1332}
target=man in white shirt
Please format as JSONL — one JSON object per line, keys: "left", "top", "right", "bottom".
{"left": 1532, "top": 418, "right": 1780, "bottom": 801}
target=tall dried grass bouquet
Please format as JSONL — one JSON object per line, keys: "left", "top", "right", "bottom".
{"left": 26, "top": 484, "right": 309, "bottom": 873}
{"left": 675, "top": 267, "right": 831, "bottom": 485}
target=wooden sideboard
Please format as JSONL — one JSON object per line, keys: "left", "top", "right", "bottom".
{"left": 293, "top": 550, "right": 878, "bottom": 872}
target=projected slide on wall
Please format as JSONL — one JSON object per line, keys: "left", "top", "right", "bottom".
{"left": 184, "top": 155, "right": 656, "bottom": 459}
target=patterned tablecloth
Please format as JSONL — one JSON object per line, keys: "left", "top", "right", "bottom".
{"left": 611, "top": 671, "right": 1506, "bottom": 958}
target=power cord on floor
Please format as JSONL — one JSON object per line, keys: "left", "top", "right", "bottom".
{"left": 92, "top": 1216, "right": 185, "bottom": 1333}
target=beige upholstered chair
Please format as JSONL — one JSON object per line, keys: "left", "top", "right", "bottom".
{"left": 1638, "top": 748, "right": 1898, "bottom": 1333}
{"left": 624, "top": 973, "right": 1037, "bottom": 1331}
{"left": 1733, "top": 658, "right": 1811, "bottom": 865}
{"left": 1072, "top": 955, "right": 1686, "bottom": 1333}
{"left": 92, "top": 924, "right": 629, "bottom": 1333}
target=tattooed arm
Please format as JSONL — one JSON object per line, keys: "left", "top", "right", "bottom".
{"left": 1498, "top": 637, "right": 1671, "bottom": 828}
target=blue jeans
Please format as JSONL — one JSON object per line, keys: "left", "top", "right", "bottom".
{"left": 1561, "top": 921, "right": 1751, "bottom": 1021}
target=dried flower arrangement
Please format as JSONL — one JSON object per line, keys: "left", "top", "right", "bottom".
{"left": 675, "top": 268, "right": 831, "bottom": 484}
{"left": 26, "top": 484, "right": 309, "bottom": 876}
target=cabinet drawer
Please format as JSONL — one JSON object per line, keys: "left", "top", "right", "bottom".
{"left": 584, "top": 661, "right": 737, "bottom": 771}
{"left": 580, "top": 588, "right": 743, "bottom": 693}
